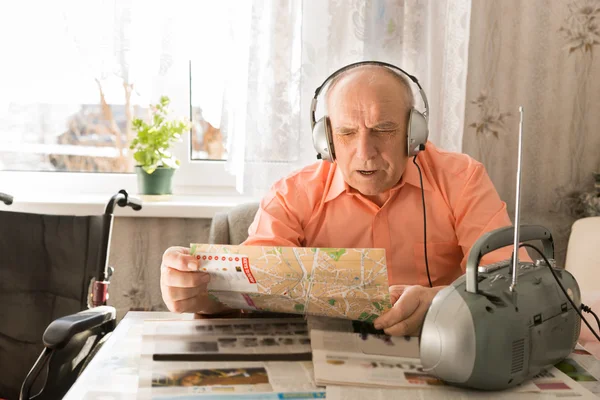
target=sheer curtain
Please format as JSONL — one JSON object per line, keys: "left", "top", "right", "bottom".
{"left": 223, "top": 0, "right": 472, "bottom": 196}
{"left": 4, "top": 0, "right": 195, "bottom": 174}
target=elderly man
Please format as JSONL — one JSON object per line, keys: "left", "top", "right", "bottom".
{"left": 160, "top": 62, "right": 516, "bottom": 336}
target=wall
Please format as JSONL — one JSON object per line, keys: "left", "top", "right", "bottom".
{"left": 463, "top": 0, "right": 600, "bottom": 265}
{"left": 107, "top": 217, "right": 212, "bottom": 320}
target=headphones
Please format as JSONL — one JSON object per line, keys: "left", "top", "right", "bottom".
{"left": 310, "top": 61, "right": 430, "bottom": 162}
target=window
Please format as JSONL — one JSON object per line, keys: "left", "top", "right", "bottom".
{"left": 0, "top": 1, "right": 248, "bottom": 195}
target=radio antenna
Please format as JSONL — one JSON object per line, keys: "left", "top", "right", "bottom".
{"left": 510, "top": 106, "right": 524, "bottom": 292}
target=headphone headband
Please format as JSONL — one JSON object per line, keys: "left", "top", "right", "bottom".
{"left": 310, "top": 61, "right": 429, "bottom": 129}
{"left": 310, "top": 61, "right": 430, "bottom": 161}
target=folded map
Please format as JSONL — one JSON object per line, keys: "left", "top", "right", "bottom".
{"left": 190, "top": 244, "right": 392, "bottom": 322}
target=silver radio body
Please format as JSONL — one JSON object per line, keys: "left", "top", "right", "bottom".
{"left": 420, "top": 225, "right": 581, "bottom": 390}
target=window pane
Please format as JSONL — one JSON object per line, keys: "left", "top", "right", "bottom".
{"left": 0, "top": 1, "right": 236, "bottom": 173}
{"left": 189, "top": 17, "right": 231, "bottom": 162}
{"left": 191, "top": 105, "right": 227, "bottom": 162}
{"left": 190, "top": 56, "right": 228, "bottom": 161}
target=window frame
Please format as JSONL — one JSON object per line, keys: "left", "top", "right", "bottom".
{"left": 0, "top": 130, "right": 237, "bottom": 197}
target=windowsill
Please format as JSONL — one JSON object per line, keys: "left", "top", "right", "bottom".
{"left": 0, "top": 192, "right": 261, "bottom": 218}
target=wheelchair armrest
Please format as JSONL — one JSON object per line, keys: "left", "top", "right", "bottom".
{"left": 43, "top": 306, "right": 116, "bottom": 349}
{"left": 0, "top": 192, "right": 13, "bottom": 205}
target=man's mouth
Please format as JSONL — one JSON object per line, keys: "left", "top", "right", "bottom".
{"left": 358, "top": 170, "right": 376, "bottom": 175}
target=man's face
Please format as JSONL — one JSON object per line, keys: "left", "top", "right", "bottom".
{"left": 327, "top": 68, "right": 410, "bottom": 198}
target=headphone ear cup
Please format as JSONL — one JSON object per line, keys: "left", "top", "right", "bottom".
{"left": 312, "top": 117, "right": 336, "bottom": 162}
{"left": 407, "top": 109, "right": 428, "bottom": 156}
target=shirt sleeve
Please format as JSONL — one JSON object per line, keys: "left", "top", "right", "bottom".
{"left": 453, "top": 164, "right": 528, "bottom": 272}
{"left": 241, "top": 177, "right": 310, "bottom": 247}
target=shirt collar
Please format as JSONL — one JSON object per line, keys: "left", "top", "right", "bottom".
{"left": 324, "top": 164, "right": 348, "bottom": 203}
{"left": 401, "top": 156, "right": 434, "bottom": 193}
{"left": 324, "top": 157, "right": 433, "bottom": 204}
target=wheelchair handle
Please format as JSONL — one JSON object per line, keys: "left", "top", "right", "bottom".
{"left": 104, "top": 189, "right": 142, "bottom": 214}
{"left": 94, "top": 190, "right": 142, "bottom": 305}
{"left": 0, "top": 192, "right": 13, "bottom": 205}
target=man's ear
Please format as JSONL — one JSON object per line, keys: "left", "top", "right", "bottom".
{"left": 403, "top": 122, "right": 410, "bottom": 157}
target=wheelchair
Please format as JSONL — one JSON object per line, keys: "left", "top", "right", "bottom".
{"left": 0, "top": 190, "right": 141, "bottom": 400}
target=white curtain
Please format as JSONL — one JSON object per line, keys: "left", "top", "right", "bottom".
{"left": 223, "top": 0, "right": 473, "bottom": 196}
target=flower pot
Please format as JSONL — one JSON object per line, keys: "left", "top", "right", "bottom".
{"left": 135, "top": 166, "right": 175, "bottom": 195}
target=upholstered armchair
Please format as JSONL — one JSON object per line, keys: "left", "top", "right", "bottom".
{"left": 565, "top": 216, "right": 600, "bottom": 294}
{"left": 208, "top": 202, "right": 260, "bottom": 245}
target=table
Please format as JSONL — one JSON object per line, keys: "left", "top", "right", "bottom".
{"left": 63, "top": 312, "right": 194, "bottom": 400}
{"left": 63, "top": 311, "right": 297, "bottom": 399}
{"left": 63, "top": 312, "right": 600, "bottom": 399}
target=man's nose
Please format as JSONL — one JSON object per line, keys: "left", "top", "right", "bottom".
{"left": 355, "top": 132, "right": 377, "bottom": 161}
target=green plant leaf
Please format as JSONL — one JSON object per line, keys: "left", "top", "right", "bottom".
{"left": 130, "top": 95, "right": 190, "bottom": 169}
{"left": 162, "top": 157, "right": 178, "bottom": 169}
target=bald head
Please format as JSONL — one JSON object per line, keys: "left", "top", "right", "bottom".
{"left": 325, "top": 65, "right": 415, "bottom": 116}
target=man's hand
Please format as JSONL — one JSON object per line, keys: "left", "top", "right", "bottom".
{"left": 160, "top": 246, "right": 230, "bottom": 315}
{"left": 373, "top": 285, "right": 445, "bottom": 336}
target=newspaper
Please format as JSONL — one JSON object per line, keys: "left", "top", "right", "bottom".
{"left": 557, "top": 345, "right": 600, "bottom": 396}
{"left": 190, "top": 243, "right": 391, "bottom": 321}
{"left": 325, "top": 366, "right": 598, "bottom": 400}
{"left": 310, "top": 326, "right": 599, "bottom": 398}
{"left": 137, "top": 318, "right": 325, "bottom": 399}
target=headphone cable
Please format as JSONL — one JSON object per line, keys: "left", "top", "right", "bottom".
{"left": 413, "top": 154, "right": 432, "bottom": 288}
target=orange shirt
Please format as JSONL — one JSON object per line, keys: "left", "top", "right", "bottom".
{"left": 242, "top": 142, "right": 517, "bottom": 287}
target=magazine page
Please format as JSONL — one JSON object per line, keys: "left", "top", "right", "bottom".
{"left": 310, "top": 326, "right": 420, "bottom": 359}
{"left": 310, "top": 328, "right": 545, "bottom": 393}
{"left": 138, "top": 319, "right": 324, "bottom": 399}
{"left": 141, "top": 360, "right": 324, "bottom": 399}
{"left": 141, "top": 318, "right": 312, "bottom": 359}
{"left": 326, "top": 365, "right": 598, "bottom": 400}
{"left": 310, "top": 321, "right": 600, "bottom": 398}
{"left": 557, "top": 345, "right": 600, "bottom": 396}
{"left": 306, "top": 315, "right": 356, "bottom": 333}
{"left": 189, "top": 243, "right": 392, "bottom": 321}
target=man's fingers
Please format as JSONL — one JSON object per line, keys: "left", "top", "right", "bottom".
{"left": 163, "top": 246, "right": 198, "bottom": 271}
{"left": 374, "top": 288, "right": 421, "bottom": 329}
{"left": 163, "top": 286, "right": 202, "bottom": 303}
{"left": 383, "top": 303, "right": 429, "bottom": 337}
{"left": 389, "top": 285, "right": 408, "bottom": 305}
{"left": 169, "top": 296, "right": 204, "bottom": 314}
{"left": 161, "top": 266, "right": 210, "bottom": 288}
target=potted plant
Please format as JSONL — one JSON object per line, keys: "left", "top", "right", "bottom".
{"left": 129, "top": 96, "right": 189, "bottom": 195}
